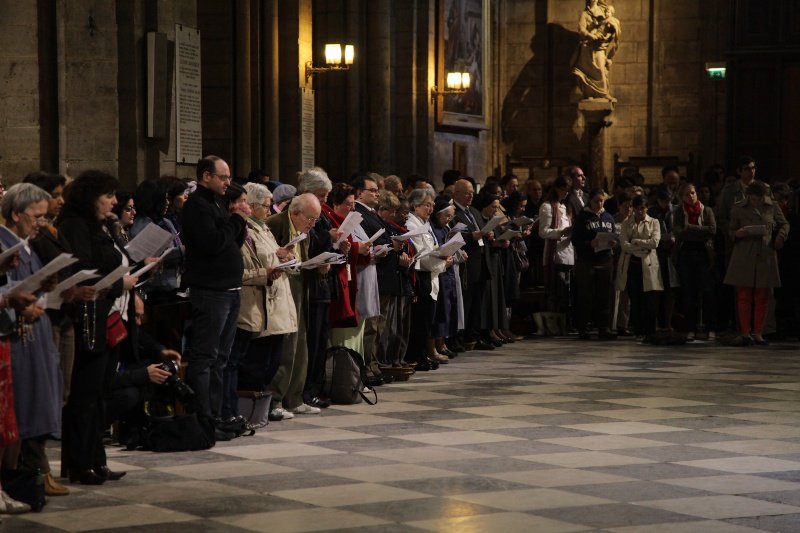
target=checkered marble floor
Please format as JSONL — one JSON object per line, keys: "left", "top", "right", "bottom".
{"left": 4, "top": 337, "right": 800, "bottom": 532}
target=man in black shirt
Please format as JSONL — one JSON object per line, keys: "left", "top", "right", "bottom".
{"left": 181, "top": 156, "right": 249, "bottom": 437}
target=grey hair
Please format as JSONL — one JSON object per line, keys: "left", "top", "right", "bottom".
{"left": 297, "top": 166, "right": 332, "bottom": 194}
{"left": 2, "top": 183, "right": 52, "bottom": 221}
{"left": 288, "top": 192, "right": 320, "bottom": 214}
{"left": 407, "top": 188, "right": 434, "bottom": 207}
{"left": 243, "top": 182, "right": 272, "bottom": 205}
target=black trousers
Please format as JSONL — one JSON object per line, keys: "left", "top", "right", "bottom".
{"left": 574, "top": 258, "right": 614, "bottom": 333}
{"left": 627, "top": 261, "right": 659, "bottom": 336}
{"left": 238, "top": 334, "right": 284, "bottom": 392}
{"left": 304, "top": 301, "right": 330, "bottom": 402}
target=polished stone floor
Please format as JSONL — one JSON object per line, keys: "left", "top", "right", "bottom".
{"left": 4, "top": 337, "right": 800, "bottom": 532}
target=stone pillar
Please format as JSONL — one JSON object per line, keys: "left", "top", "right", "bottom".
{"left": 234, "top": 0, "right": 252, "bottom": 177}
{"left": 277, "top": 0, "right": 311, "bottom": 184}
{"left": 366, "top": 0, "right": 392, "bottom": 173}
{"left": 578, "top": 99, "right": 613, "bottom": 189}
{"left": 261, "top": 0, "right": 280, "bottom": 179}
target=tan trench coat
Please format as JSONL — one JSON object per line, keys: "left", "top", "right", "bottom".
{"left": 616, "top": 214, "right": 663, "bottom": 292}
{"left": 723, "top": 198, "right": 789, "bottom": 288}
{"left": 238, "top": 218, "right": 298, "bottom": 336}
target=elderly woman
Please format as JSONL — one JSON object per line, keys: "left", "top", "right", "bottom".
{"left": 673, "top": 183, "right": 717, "bottom": 340}
{"left": 58, "top": 171, "right": 138, "bottom": 485}
{"left": 297, "top": 167, "right": 337, "bottom": 408}
{"left": 407, "top": 188, "right": 452, "bottom": 370}
{"left": 221, "top": 183, "right": 295, "bottom": 425}
{"left": 724, "top": 181, "right": 789, "bottom": 345}
{"left": 321, "top": 184, "right": 367, "bottom": 351}
{"left": 430, "top": 195, "right": 464, "bottom": 357}
{"left": 0, "top": 184, "right": 68, "bottom": 498}
{"left": 616, "top": 195, "right": 663, "bottom": 341}
{"left": 376, "top": 193, "right": 415, "bottom": 370}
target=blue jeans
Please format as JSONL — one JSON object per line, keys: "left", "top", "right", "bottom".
{"left": 187, "top": 288, "right": 240, "bottom": 418}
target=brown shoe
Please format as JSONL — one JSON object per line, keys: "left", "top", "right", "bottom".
{"left": 45, "top": 472, "right": 70, "bottom": 496}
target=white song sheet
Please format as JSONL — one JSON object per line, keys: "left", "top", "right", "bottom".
{"left": 125, "top": 223, "right": 174, "bottom": 262}
{"left": 334, "top": 212, "right": 364, "bottom": 245}
{"left": 91, "top": 265, "right": 133, "bottom": 295}
{"left": 8, "top": 253, "right": 78, "bottom": 295}
{"left": 0, "top": 238, "right": 28, "bottom": 265}
{"left": 46, "top": 270, "right": 100, "bottom": 309}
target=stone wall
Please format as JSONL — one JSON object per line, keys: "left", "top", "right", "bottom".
{"left": 499, "top": 0, "right": 729, "bottom": 184}
{"left": 0, "top": 1, "right": 42, "bottom": 182}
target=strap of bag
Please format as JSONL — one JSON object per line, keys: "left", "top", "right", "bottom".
{"left": 358, "top": 387, "right": 378, "bottom": 405}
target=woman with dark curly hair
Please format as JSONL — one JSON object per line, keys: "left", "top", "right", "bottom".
{"left": 57, "top": 171, "right": 139, "bottom": 485}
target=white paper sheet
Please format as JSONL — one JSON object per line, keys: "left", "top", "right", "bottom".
{"left": 125, "top": 223, "right": 174, "bottom": 262}
{"left": 435, "top": 233, "right": 466, "bottom": 258}
{"left": 480, "top": 214, "right": 506, "bottom": 235}
{"left": 91, "top": 265, "right": 133, "bottom": 295}
{"left": 512, "top": 216, "right": 536, "bottom": 227}
{"left": 743, "top": 224, "right": 767, "bottom": 236}
{"left": 594, "top": 232, "right": 618, "bottom": 252}
{"left": 334, "top": 212, "right": 364, "bottom": 245}
{"left": 130, "top": 261, "right": 159, "bottom": 278}
{"left": 365, "top": 228, "right": 385, "bottom": 244}
{"left": 285, "top": 232, "right": 307, "bottom": 247}
{"left": 391, "top": 225, "right": 429, "bottom": 241}
{"left": 45, "top": 269, "right": 100, "bottom": 309}
{"left": 497, "top": 228, "right": 522, "bottom": 241}
{"left": 0, "top": 238, "right": 28, "bottom": 264}
{"left": 372, "top": 243, "right": 391, "bottom": 257}
{"left": 8, "top": 253, "right": 79, "bottom": 295}
{"left": 274, "top": 258, "right": 300, "bottom": 270}
{"left": 300, "top": 252, "right": 345, "bottom": 269}
{"left": 448, "top": 222, "right": 468, "bottom": 236}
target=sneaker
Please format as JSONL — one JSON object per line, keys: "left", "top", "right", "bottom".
{"left": 687, "top": 332, "right": 695, "bottom": 342}
{"left": 0, "top": 490, "right": 31, "bottom": 514}
{"left": 270, "top": 407, "right": 294, "bottom": 420}
{"left": 290, "top": 403, "right": 321, "bottom": 415}
{"left": 708, "top": 331, "right": 716, "bottom": 341}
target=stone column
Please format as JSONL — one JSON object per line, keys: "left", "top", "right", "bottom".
{"left": 261, "top": 0, "right": 280, "bottom": 179}
{"left": 366, "top": 0, "right": 392, "bottom": 173}
{"left": 234, "top": 0, "right": 252, "bottom": 178}
{"left": 578, "top": 99, "right": 613, "bottom": 189}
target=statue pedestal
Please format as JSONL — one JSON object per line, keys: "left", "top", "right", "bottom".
{"left": 578, "top": 99, "right": 614, "bottom": 189}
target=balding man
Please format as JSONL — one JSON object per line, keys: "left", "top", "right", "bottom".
{"left": 266, "top": 193, "right": 326, "bottom": 417}
{"left": 182, "top": 156, "right": 249, "bottom": 438}
{"left": 452, "top": 179, "right": 494, "bottom": 350}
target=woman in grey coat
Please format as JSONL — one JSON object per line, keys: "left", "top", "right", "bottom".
{"left": 723, "top": 181, "right": 789, "bottom": 345}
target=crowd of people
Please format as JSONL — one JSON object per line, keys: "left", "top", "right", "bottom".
{"left": 0, "top": 154, "right": 795, "bottom": 514}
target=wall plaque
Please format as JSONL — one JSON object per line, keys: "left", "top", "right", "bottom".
{"left": 301, "top": 88, "right": 315, "bottom": 171}
{"left": 175, "top": 24, "right": 202, "bottom": 164}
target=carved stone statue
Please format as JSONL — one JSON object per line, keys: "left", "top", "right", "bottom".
{"left": 572, "top": 0, "right": 620, "bottom": 102}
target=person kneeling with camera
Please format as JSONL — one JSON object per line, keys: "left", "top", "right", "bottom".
{"left": 105, "top": 293, "right": 185, "bottom": 451}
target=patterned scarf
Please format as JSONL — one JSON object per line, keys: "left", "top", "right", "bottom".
{"left": 683, "top": 200, "right": 703, "bottom": 225}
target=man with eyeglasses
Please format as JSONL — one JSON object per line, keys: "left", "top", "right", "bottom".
{"left": 181, "top": 155, "right": 249, "bottom": 440}
{"left": 266, "top": 192, "right": 327, "bottom": 416}
{"left": 351, "top": 175, "right": 393, "bottom": 385}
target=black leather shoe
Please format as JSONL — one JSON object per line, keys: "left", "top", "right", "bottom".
{"left": 366, "top": 375, "right": 384, "bottom": 388}
{"left": 95, "top": 465, "right": 127, "bottom": 481}
{"left": 427, "top": 358, "right": 440, "bottom": 370}
{"left": 416, "top": 360, "right": 432, "bottom": 371}
{"left": 380, "top": 374, "right": 395, "bottom": 384}
{"left": 69, "top": 469, "right": 106, "bottom": 485}
{"left": 308, "top": 396, "right": 331, "bottom": 408}
{"left": 214, "top": 428, "right": 236, "bottom": 441}
{"left": 473, "top": 340, "right": 495, "bottom": 350}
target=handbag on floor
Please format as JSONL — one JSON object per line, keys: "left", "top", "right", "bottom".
{"left": 323, "top": 346, "right": 377, "bottom": 405}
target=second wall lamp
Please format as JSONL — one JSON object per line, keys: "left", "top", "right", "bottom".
{"left": 306, "top": 44, "right": 354, "bottom": 84}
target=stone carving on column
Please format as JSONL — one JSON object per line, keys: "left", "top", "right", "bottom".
{"left": 572, "top": 0, "right": 620, "bottom": 103}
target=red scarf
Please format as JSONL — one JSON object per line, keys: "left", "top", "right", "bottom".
{"left": 684, "top": 200, "right": 702, "bottom": 225}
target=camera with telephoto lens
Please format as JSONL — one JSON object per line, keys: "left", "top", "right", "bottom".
{"left": 157, "top": 359, "right": 194, "bottom": 400}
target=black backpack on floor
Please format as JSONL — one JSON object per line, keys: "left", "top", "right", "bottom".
{"left": 323, "top": 346, "right": 377, "bottom": 405}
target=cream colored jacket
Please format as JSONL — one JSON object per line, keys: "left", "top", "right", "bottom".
{"left": 238, "top": 218, "right": 297, "bottom": 336}
{"left": 616, "top": 214, "right": 663, "bottom": 292}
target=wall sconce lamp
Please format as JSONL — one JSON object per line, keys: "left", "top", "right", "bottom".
{"left": 431, "top": 72, "right": 471, "bottom": 102}
{"left": 305, "top": 44, "right": 354, "bottom": 83}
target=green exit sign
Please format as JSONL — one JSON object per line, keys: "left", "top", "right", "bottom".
{"left": 705, "top": 62, "right": 726, "bottom": 80}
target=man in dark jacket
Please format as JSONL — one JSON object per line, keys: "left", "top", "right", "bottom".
{"left": 181, "top": 156, "right": 248, "bottom": 435}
